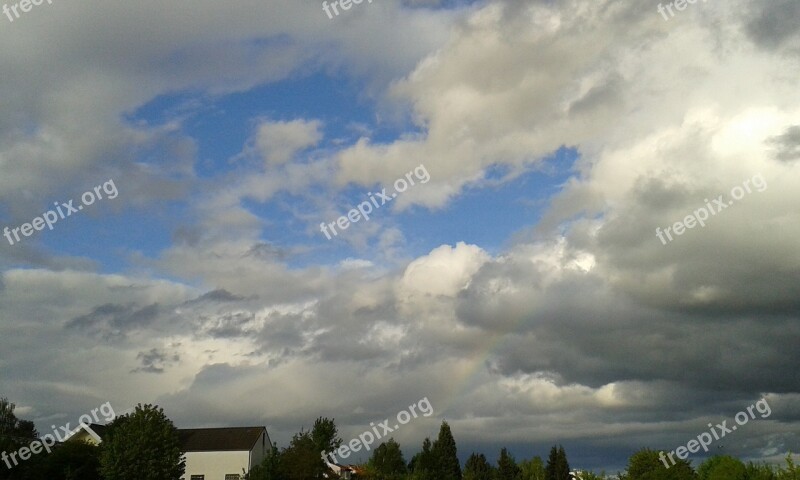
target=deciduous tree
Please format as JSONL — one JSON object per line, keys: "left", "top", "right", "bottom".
{"left": 625, "top": 448, "right": 695, "bottom": 480}
{"left": 519, "top": 456, "right": 546, "bottom": 480}
{"left": 367, "top": 438, "right": 407, "bottom": 479}
{"left": 99, "top": 404, "right": 185, "bottom": 480}
{"left": 697, "top": 455, "right": 745, "bottom": 480}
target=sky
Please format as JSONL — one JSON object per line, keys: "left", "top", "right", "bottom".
{"left": 0, "top": 0, "right": 799, "bottom": 474}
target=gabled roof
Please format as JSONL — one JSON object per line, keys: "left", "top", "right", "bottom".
{"left": 65, "top": 423, "right": 107, "bottom": 443}
{"left": 178, "top": 426, "right": 265, "bottom": 452}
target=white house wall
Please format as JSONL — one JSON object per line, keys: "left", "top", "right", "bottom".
{"left": 183, "top": 450, "right": 250, "bottom": 480}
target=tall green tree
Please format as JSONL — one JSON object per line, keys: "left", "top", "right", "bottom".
{"left": 311, "top": 417, "right": 342, "bottom": 459}
{"left": 497, "top": 447, "right": 521, "bottom": 480}
{"left": 463, "top": 452, "right": 494, "bottom": 480}
{"left": 519, "top": 456, "right": 546, "bottom": 480}
{"left": 410, "top": 437, "right": 436, "bottom": 480}
{"left": 99, "top": 403, "right": 185, "bottom": 480}
{"left": 280, "top": 430, "right": 327, "bottom": 480}
{"left": 545, "top": 446, "right": 571, "bottom": 480}
{"left": 432, "top": 421, "right": 461, "bottom": 480}
{"left": 367, "top": 438, "right": 407, "bottom": 479}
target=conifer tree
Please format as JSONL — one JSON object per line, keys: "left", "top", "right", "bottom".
{"left": 464, "top": 452, "right": 494, "bottom": 480}
{"left": 497, "top": 447, "right": 522, "bottom": 480}
{"left": 432, "top": 421, "right": 462, "bottom": 480}
{"left": 410, "top": 437, "right": 436, "bottom": 480}
{"left": 545, "top": 445, "right": 571, "bottom": 480}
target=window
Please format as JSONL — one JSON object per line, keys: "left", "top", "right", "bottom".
{"left": 225, "top": 475, "right": 240, "bottom": 480}
{"left": 190, "top": 476, "right": 204, "bottom": 480}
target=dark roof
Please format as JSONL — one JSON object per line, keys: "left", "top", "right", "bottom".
{"left": 178, "top": 427, "right": 265, "bottom": 452}
{"left": 86, "top": 424, "right": 108, "bottom": 437}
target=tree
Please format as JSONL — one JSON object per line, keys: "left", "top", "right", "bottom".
{"left": 367, "top": 438, "right": 407, "bottom": 479}
{"left": 778, "top": 453, "right": 799, "bottom": 480}
{"left": 311, "top": 417, "right": 342, "bottom": 459}
{"left": 0, "top": 398, "right": 17, "bottom": 435}
{"left": 745, "top": 462, "right": 777, "bottom": 480}
{"left": 497, "top": 447, "right": 521, "bottom": 480}
{"left": 545, "top": 446, "right": 571, "bottom": 480}
{"left": 0, "top": 398, "right": 37, "bottom": 445}
{"left": 463, "top": 452, "right": 494, "bottom": 480}
{"left": 572, "top": 471, "right": 607, "bottom": 480}
{"left": 432, "top": 421, "right": 461, "bottom": 480}
{"left": 280, "top": 429, "right": 329, "bottom": 480}
{"left": 99, "top": 403, "right": 185, "bottom": 480}
{"left": 31, "top": 440, "right": 102, "bottom": 480}
{"left": 0, "top": 397, "right": 40, "bottom": 480}
{"left": 248, "top": 443, "right": 283, "bottom": 480}
{"left": 625, "top": 448, "right": 695, "bottom": 480}
{"left": 697, "top": 455, "right": 745, "bottom": 480}
{"left": 409, "top": 437, "right": 436, "bottom": 480}
{"left": 519, "top": 456, "right": 546, "bottom": 480}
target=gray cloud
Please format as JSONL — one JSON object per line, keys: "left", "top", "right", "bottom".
{"left": 745, "top": 0, "right": 800, "bottom": 50}
{"left": 767, "top": 126, "right": 800, "bottom": 163}
{"left": 0, "top": 0, "right": 799, "bottom": 472}
{"left": 192, "top": 289, "right": 247, "bottom": 304}
{"left": 66, "top": 303, "right": 161, "bottom": 340}
{"left": 133, "top": 347, "right": 181, "bottom": 374}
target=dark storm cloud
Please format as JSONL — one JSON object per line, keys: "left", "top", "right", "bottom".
{"left": 456, "top": 249, "right": 800, "bottom": 397}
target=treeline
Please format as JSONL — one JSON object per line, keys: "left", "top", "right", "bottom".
{"left": 250, "top": 417, "right": 798, "bottom": 480}
{"left": 2, "top": 396, "right": 798, "bottom": 480}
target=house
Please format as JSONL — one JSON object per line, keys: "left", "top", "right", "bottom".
{"left": 64, "top": 423, "right": 106, "bottom": 445}
{"left": 180, "top": 426, "right": 270, "bottom": 480}
{"left": 65, "top": 423, "right": 271, "bottom": 480}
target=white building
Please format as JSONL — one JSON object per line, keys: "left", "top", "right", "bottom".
{"left": 65, "top": 422, "right": 271, "bottom": 480}
{"left": 180, "top": 426, "right": 270, "bottom": 480}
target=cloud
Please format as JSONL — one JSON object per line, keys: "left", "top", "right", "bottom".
{"left": 744, "top": 0, "right": 800, "bottom": 51}
{"left": 767, "top": 125, "right": 800, "bottom": 162}
{"left": 67, "top": 303, "right": 161, "bottom": 340}
{"left": 133, "top": 348, "right": 181, "bottom": 374}
{"left": 1, "top": 0, "right": 799, "bottom": 470}
{"left": 255, "top": 119, "right": 323, "bottom": 166}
